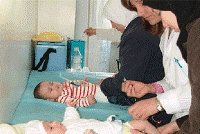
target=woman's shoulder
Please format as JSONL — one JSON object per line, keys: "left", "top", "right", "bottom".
{"left": 126, "top": 17, "right": 157, "bottom": 38}
{"left": 126, "top": 17, "right": 142, "bottom": 29}
{"left": 120, "top": 17, "right": 160, "bottom": 47}
{"left": 122, "top": 17, "right": 143, "bottom": 37}
{"left": 130, "top": 17, "right": 142, "bottom": 23}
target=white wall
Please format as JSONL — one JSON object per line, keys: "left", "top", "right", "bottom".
{"left": 0, "top": 0, "right": 38, "bottom": 123}
{"left": 38, "top": 0, "right": 76, "bottom": 40}
{"left": 74, "top": 0, "right": 89, "bottom": 67}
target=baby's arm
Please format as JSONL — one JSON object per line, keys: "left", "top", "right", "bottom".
{"left": 57, "top": 96, "right": 77, "bottom": 106}
{"left": 77, "top": 96, "right": 96, "bottom": 107}
{"left": 62, "top": 80, "right": 96, "bottom": 107}
{"left": 66, "top": 99, "right": 77, "bottom": 107}
{"left": 60, "top": 95, "right": 95, "bottom": 107}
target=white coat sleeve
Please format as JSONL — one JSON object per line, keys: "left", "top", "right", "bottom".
{"left": 156, "top": 78, "right": 173, "bottom": 92}
{"left": 157, "top": 83, "right": 191, "bottom": 114}
{"left": 96, "top": 28, "right": 122, "bottom": 42}
{"left": 62, "top": 107, "right": 80, "bottom": 122}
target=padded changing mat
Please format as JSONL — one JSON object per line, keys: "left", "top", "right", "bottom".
{"left": 10, "top": 70, "right": 133, "bottom": 124}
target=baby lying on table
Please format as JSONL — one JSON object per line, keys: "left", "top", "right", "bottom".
{"left": 24, "top": 100, "right": 138, "bottom": 134}
{"left": 34, "top": 78, "right": 109, "bottom": 107}
{"left": 0, "top": 99, "right": 174, "bottom": 134}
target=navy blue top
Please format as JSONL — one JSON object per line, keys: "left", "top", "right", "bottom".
{"left": 100, "top": 17, "right": 164, "bottom": 97}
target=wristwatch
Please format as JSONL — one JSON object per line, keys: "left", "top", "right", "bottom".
{"left": 156, "top": 98, "right": 164, "bottom": 111}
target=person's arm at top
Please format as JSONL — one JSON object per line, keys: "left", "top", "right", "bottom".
{"left": 96, "top": 28, "right": 122, "bottom": 42}
{"left": 84, "top": 27, "right": 122, "bottom": 42}
{"left": 83, "top": 27, "right": 96, "bottom": 36}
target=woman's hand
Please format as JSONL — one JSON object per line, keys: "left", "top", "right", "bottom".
{"left": 128, "top": 97, "right": 159, "bottom": 120}
{"left": 121, "top": 80, "right": 156, "bottom": 98}
{"left": 128, "top": 120, "right": 160, "bottom": 134}
{"left": 157, "top": 121, "right": 180, "bottom": 134}
{"left": 83, "top": 28, "right": 96, "bottom": 36}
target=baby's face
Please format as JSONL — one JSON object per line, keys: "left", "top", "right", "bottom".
{"left": 40, "top": 81, "right": 63, "bottom": 101}
{"left": 43, "top": 121, "right": 67, "bottom": 134}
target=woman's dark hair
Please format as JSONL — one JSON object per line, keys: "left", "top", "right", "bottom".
{"left": 142, "top": 18, "right": 164, "bottom": 36}
{"left": 121, "top": 0, "right": 164, "bottom": 36}
{"left": 121, "top": 0, "right": 136, "bottom": 11}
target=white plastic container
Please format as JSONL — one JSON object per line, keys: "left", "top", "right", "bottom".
{"left": 71, "top": 47, "right": 82, "bottom": 72}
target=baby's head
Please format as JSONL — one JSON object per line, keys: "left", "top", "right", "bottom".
{"left": 34, "top": 81, "right": 63, "bottom": 102}
{"left": 25, "top": 120, "right": 67, "bottom": 134}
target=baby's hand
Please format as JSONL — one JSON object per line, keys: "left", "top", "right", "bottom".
{"left": 83, "top": 78, "right": 89, "bottom": 82}
{"left": 87, "top": 95, "right": 96, "bottom": 105}
{"left": 81, "top": 78, "right": 89, "bottom": 85}
{"left": 84, "top": 129, "right": 96, "bottom": 134}
{"left": 66, "top": 99, "right": 77, "bottom": 107}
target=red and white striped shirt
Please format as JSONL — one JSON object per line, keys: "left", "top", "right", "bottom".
{"left": 56, "top": 81, "right": 96, "bottom": 107}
